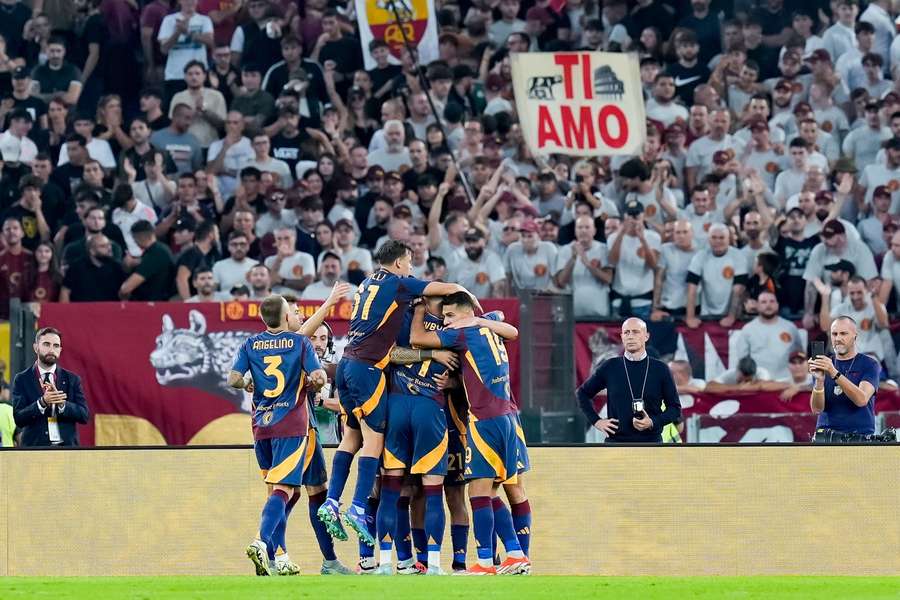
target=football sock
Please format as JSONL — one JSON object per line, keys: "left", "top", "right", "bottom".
{"left": 259, "top": 489, "right": 289, "bottom": 561}
{"left": 492, "top": 496, "right": 523, "bottom": 558}
{"left": 450, "top": 524, "right": 469, "bottom": 568}
{"left": 424, "top": 485, "right": 445, "bottom": 569}
{"left": 510, "top": 500, "right": 532, "bottom": 557}
{"left": 351, "top": 456, "right": 379, "bottom": 508}
{"left": 327, "top": 450, "right": 353, "bottom": 501}
{"left": 411, "top": 525, "right": 427, "bottom": 564}
{"left": 397, "top": 497, "right": 413, "bottom": 562}
{"left": 359, "top": 497, "right": 379, "bottom": 560}
{"left": 271, "top": 490, "right": 301, "bottom": 556}
{"left": 470, "top": 496, "right": 494, "bottom": 568}
{"left": 308, "top": 491, "right": 337, "bottom": 561}
{"left": 376, "top": 475, "right": 403, "bottom": 566}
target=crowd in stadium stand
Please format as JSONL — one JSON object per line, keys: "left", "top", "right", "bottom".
{"left": 1, "top": 0, "right": 900, "bottom": 383}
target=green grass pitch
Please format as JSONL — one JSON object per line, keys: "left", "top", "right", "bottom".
{"left": 2, "top": 577, "right": 900, "bottom": 600}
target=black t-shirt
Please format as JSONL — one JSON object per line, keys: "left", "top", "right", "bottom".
{"left": 175, "top": 244, "right": 216, "bottom": 295}
{"left": 0, "top": 2, "right": 31, "bottom": 58}
{"left": 369, "top": 64, "right": 402, "bottom": 96}
{"left": 63, "top": 222, "right": 127, "bottom": 252}
{"left": 63, "top": 256, "right": 126, "bottom": 301}
{"left": 402, "top": 165, "right": 443, "bottom": 192}
{"left": 2, "top": 204, "right": 42, "bottom": 250}
{"left": 62, "top": 236, "right": 124, "bottom": 266}
{"left": 51, "top": 163, "right": 84, "bottom": 201}
{"left": 294, "top": 225, "right": 320, "bottom": 257}
{"left": 147, "top": 113, "right": 170, "bottom": 132}
{"left": 753, "top": 6, "right": 792, "bottom": 37}
{"left": 239, "top": 22, "right": 283, "bottom": 73}
{"left": 676, "top": 13, "right": 722, "bottom": 65}
{"left": 747, "top": 45, "right": 782, "bottom": 81}
{"left": 773, "top": 235, "right": 819, "bottom": 313}
{"left": 120, "top": 145, "right": 178, "bottom": 180}
{"left": 626, "top": 3, "right": 674, "bottom": 40}
{"left": 4, "top": 96, "right": 47, "bottom": 129}
{"left": 32, "top": 62, "right": 82, "bottom": 96}
{"left": 271, "top": 130, "right": 309, "bottom": 175}
{"left": 665, "top": 61, "right": 711, "bottom": 107}
{"left": 80, "top": 14, "right": 107, "bottom": 78}
{"left": 320, "top": 37, "right": 363, "bottom": 76}
{"left": 133, "top": 241, "right": 175, "bottom": 301}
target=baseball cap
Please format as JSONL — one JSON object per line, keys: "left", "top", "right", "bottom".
{"left": 385, "top": 170, "right": 402, "bottom": 182}
{"left": 624, "top": 199, "right": 644, "bottom": 216}
{"left": 525, "top": 6, "right": 553, "bottom": 24}
{"left": 814, "top": 190, "right": 834, "bottom": 204}
{"left": 774, "top": 79, "right": 793, "bottom": 92}
{"left": 334, "top": 218, "right": 355, "bottom": 231}
{"left": 748, "top": 118, "right": 768, "bottom": 131}
{"left": 367, "top": 165, "right": 385, "bottom": 180}
{"left": 11, "top": 66, "right": 29, "bottom": 80}
{"left": 821, "top": 220, "right": 846, "bottom": 237}
{"left": 789, "top": 351, "right": 807, "bottom": 362}
{"left": 786, "top": 206, "right": 805, "bottom": 217}
{"left": 712, "top": 150, "right": 731, "bottom": 165}
{"left": 463, "top": 227, "right": 485, "bottom": 241}
{"left": 486, "top": 73, "right": 505, "bottom": 92}
{"left": 519, "top": 219, "right": 539, "bottom": 233}
{"left": 665, "top": 121, "right": 686, "bottom": 138}
{"left": 792, "top": 101, "right": 813, "bottom": 115}
{"left": 824, "top": 259, "right": 855, "bottom": 272}
{"left": 805, "top": 49, "right": 831, "bottom": 64}
{"left": 874, "top": 184, "right": 891, "bottom": 198}
{"left": 865, "top": 99, "right": 882, "bottom": 112}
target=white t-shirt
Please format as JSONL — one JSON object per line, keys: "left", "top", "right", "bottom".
{"left": 450, "top": 249, "right": 506, "bottom": 299}
{"left": 658, "top": 243, "right": 698, "bottom": 311}
{"left": 243, "top": 156, "right": 294, "bottom": 189}
{"left": 734, "top": 317, "right": 802, "bottom": 382}
{"left": 113, "top": 202, "right": 158, "bottom": 257}
{"left": 58, "top": 137, "right": 116, "bottom": 169}
{"left": 504, "top": 241, "right": 558, "bottom": 291}
{"left": 645, "top": 99, "right": 688, "bottom": 127}
{"left": 607, "top": 229, "right": 661, "bottom": 304}
{"left": 301, "top": 280, "right": 355, "bottom": 302}
{"left": 830, "top": 299, "right": 884, "bottom": 359}
{"left": 686, "top": 134, "right": 745, "bottom": 181}
{"left": 859, "top": 162, "right": 900, "bottom": 211}
{"left": 255, "top": 210, "right": 298, "bottom": 238}
{"left": 0, "top": 131, "right": 37, "bottom": 165}
{"left": 329, "top": 246, "right": 373, "bottom": 275}
{"left": 157, "top": 12, "right": 214, "bottom": 81}
{"left": 802, "top": 240, "right": 878, "bottom": 282}
{"left": 207, "top": 137, "right": 253, "bottom": 201}
{"left": 880, "top": 251, "right": 900, "bottom": 301}
{"left": 264, "top": 252, "right": 315, "bottom": 295}
{"left": 554, "top": 240, "right": 610, "bottom": 319}
{"left": 687, "top": 247, "right": 748, "bottom": 316}
{"left": 212, "top": 257, "right": 258, "bottom": 292}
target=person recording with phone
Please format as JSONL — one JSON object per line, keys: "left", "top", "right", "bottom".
{"left": 576, "top": 317, "right": 680, "bottom": 443}
{"left": 808, "top": 316, "right": 880, "bottom": 443}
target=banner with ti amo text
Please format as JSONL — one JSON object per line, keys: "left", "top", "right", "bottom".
{"left": 510, "top": 52, "right": 646, "bottom": 157}
{"left": 355, "top": 0, "right": 439, "bottom": 71}
{"left": 37, "top": 299, "right": 519, "bottom": 446}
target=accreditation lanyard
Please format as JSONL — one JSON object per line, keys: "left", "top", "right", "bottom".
{"left": 622, "top": 356, "right": 650, "bottom": 402}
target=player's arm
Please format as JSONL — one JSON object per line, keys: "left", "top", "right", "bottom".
{"left": 390, "top": 346, "right": 460, "bottom": 370}
{"left": 409, "top": 304, "right": 446, "bottom": 349}
{"left": 448, "top": 316, "right": 518, "bottom": 340}
{"left": 298, "top": 281, "right": 352, "bottom": 337}
{"left": 227, "top": 370, "right": 247, "bottom": 389}
{"left": 421, "top": 280, "right": 483, "bottom": 312}
{"left": 228, "top": 344, "right": 251, "bottom": 389}
{"left": 118, "top": 272, "right": 146, "bottom": 300}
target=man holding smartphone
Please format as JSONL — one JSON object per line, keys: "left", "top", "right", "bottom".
{"left": 808, "top": 316, "right": 880, "bottom": 442}
{"left": 576, "top": 318, "right": 681, "bottom": 443}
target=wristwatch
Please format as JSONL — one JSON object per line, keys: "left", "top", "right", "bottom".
{"left": 831, "top": 371, "right": 841, "bottom": 382}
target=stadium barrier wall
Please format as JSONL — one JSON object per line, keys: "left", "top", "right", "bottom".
{"left": 2, "top": 446, "right": 899, "bottom": 576}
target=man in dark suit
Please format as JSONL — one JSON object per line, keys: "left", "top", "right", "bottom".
{"left": 12, "top": 327, "right": 89, "bottom": 447}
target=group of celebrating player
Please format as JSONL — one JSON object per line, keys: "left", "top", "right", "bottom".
{"left": 228, "top": 240, "right": 533, "bottom": 576}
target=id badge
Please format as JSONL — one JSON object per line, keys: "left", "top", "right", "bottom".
{"left": 47, "top": 416, "right": 62, "bottom": 443}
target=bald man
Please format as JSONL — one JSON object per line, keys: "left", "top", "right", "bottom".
{"left": 808, "top": 316, "right": 880, "bottom": 440}
{"left": 576, "top": 318, "right": 681, "bottom": 443}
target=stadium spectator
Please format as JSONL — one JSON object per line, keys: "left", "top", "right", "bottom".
{"left": 59, "top": 234, "right": 126, "bottom": 302}
{"left": 734, "top": 292, "right": 802, "bottom": 382}
{"left": 705, "top": 357, "right": 775, "bottom": 394}
{"left": 12, "top": 327, "right": 89, "bottom": 447}
{"left": 213, "top": 230, "right": 258, "bottom": 292}
{"left": 607, "top": 200, "right": 660, "bottom": 319}
{"left": 653, "top": 220, "right": 697, "bottom": 321}
{"left": 186, "top": 266, "right": 230, "bottom": 302}
{"left": 554, "top": 215, "right": 611, "bottom": 319}
{"left": 819, "top": 275, "right": 889, "bottom": 362}
{"left": 452, "top": 227, "right": 507, "bottom": 299}
{"left": 120, "top": 220, "right": 176, "bottom": 301}
{"left": 504, "top": 219, "right": 557, "bottom": 293}
{"left": 685, "top": 224, "right": 747, "bottom": 328}
{"left": 302, "top": 251, "right": 349, "bottom": 301}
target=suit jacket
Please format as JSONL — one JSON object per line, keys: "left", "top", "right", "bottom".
{"left": 12, "top": 364, "right": 89, "bottom": 447}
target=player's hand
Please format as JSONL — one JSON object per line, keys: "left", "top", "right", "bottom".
{"left": 309, "top": 369, "right": 328, "bottom": 390}
{"left": 632, "top": 412, "right": 653, "bottom": 431}
{"left": 326, "top": 281, "right": 352, "bottom": 306}
{"left": 593, "top": 418, "right": 618, "bottom": 435}
{"left": 432, "top": 350, "right": 459, "bottom": 370}
{"left": 433, "top": 370, "right": 451, "bottom": 390}
{"left": 447, "top": 316, "right": 480, "bottom": 330}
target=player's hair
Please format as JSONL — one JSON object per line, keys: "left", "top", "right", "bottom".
{"left": 130, "top": 220, "right": 154, "bottom": 237}
{"left": 35, "top": 326, "right": 62, "bottom": 343}
{"left": 374, "top": 240, "right": 412, "bottom": 265}
{"left": 192, "top": 266, "right": 213, "bottom": 279}
{"left": 260, "top": 295, "right": 286, "bottom": 328}
{"left": 442, "top": 291, "right": 475, "bottom": 311}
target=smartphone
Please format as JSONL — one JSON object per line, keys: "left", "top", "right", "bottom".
{"left": 811, "top": 341, "right": 826, "bottom": 358}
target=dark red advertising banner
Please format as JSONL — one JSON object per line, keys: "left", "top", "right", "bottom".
{"left": 38, "top": 299, "right": 520, "bottom": 446}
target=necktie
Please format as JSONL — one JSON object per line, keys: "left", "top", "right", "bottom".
{"left": 43, "top": 372, "right": 51, "bottom": 386}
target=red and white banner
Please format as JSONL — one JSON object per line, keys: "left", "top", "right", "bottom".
{"left": 356, "top": 0, "right": 439, "bottom": 71}
{"left": 510, "top": 52, "right": 646, "bottom": 157}
{"left": 37, "top": 299, "right": 519, "bottom": 446}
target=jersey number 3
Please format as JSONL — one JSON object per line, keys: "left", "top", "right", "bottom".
{"left": 350, "top": 284, "right": 381, "bottom": 320}
{"left": 262, "top": 356, "right": 286, "bottom": 398}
